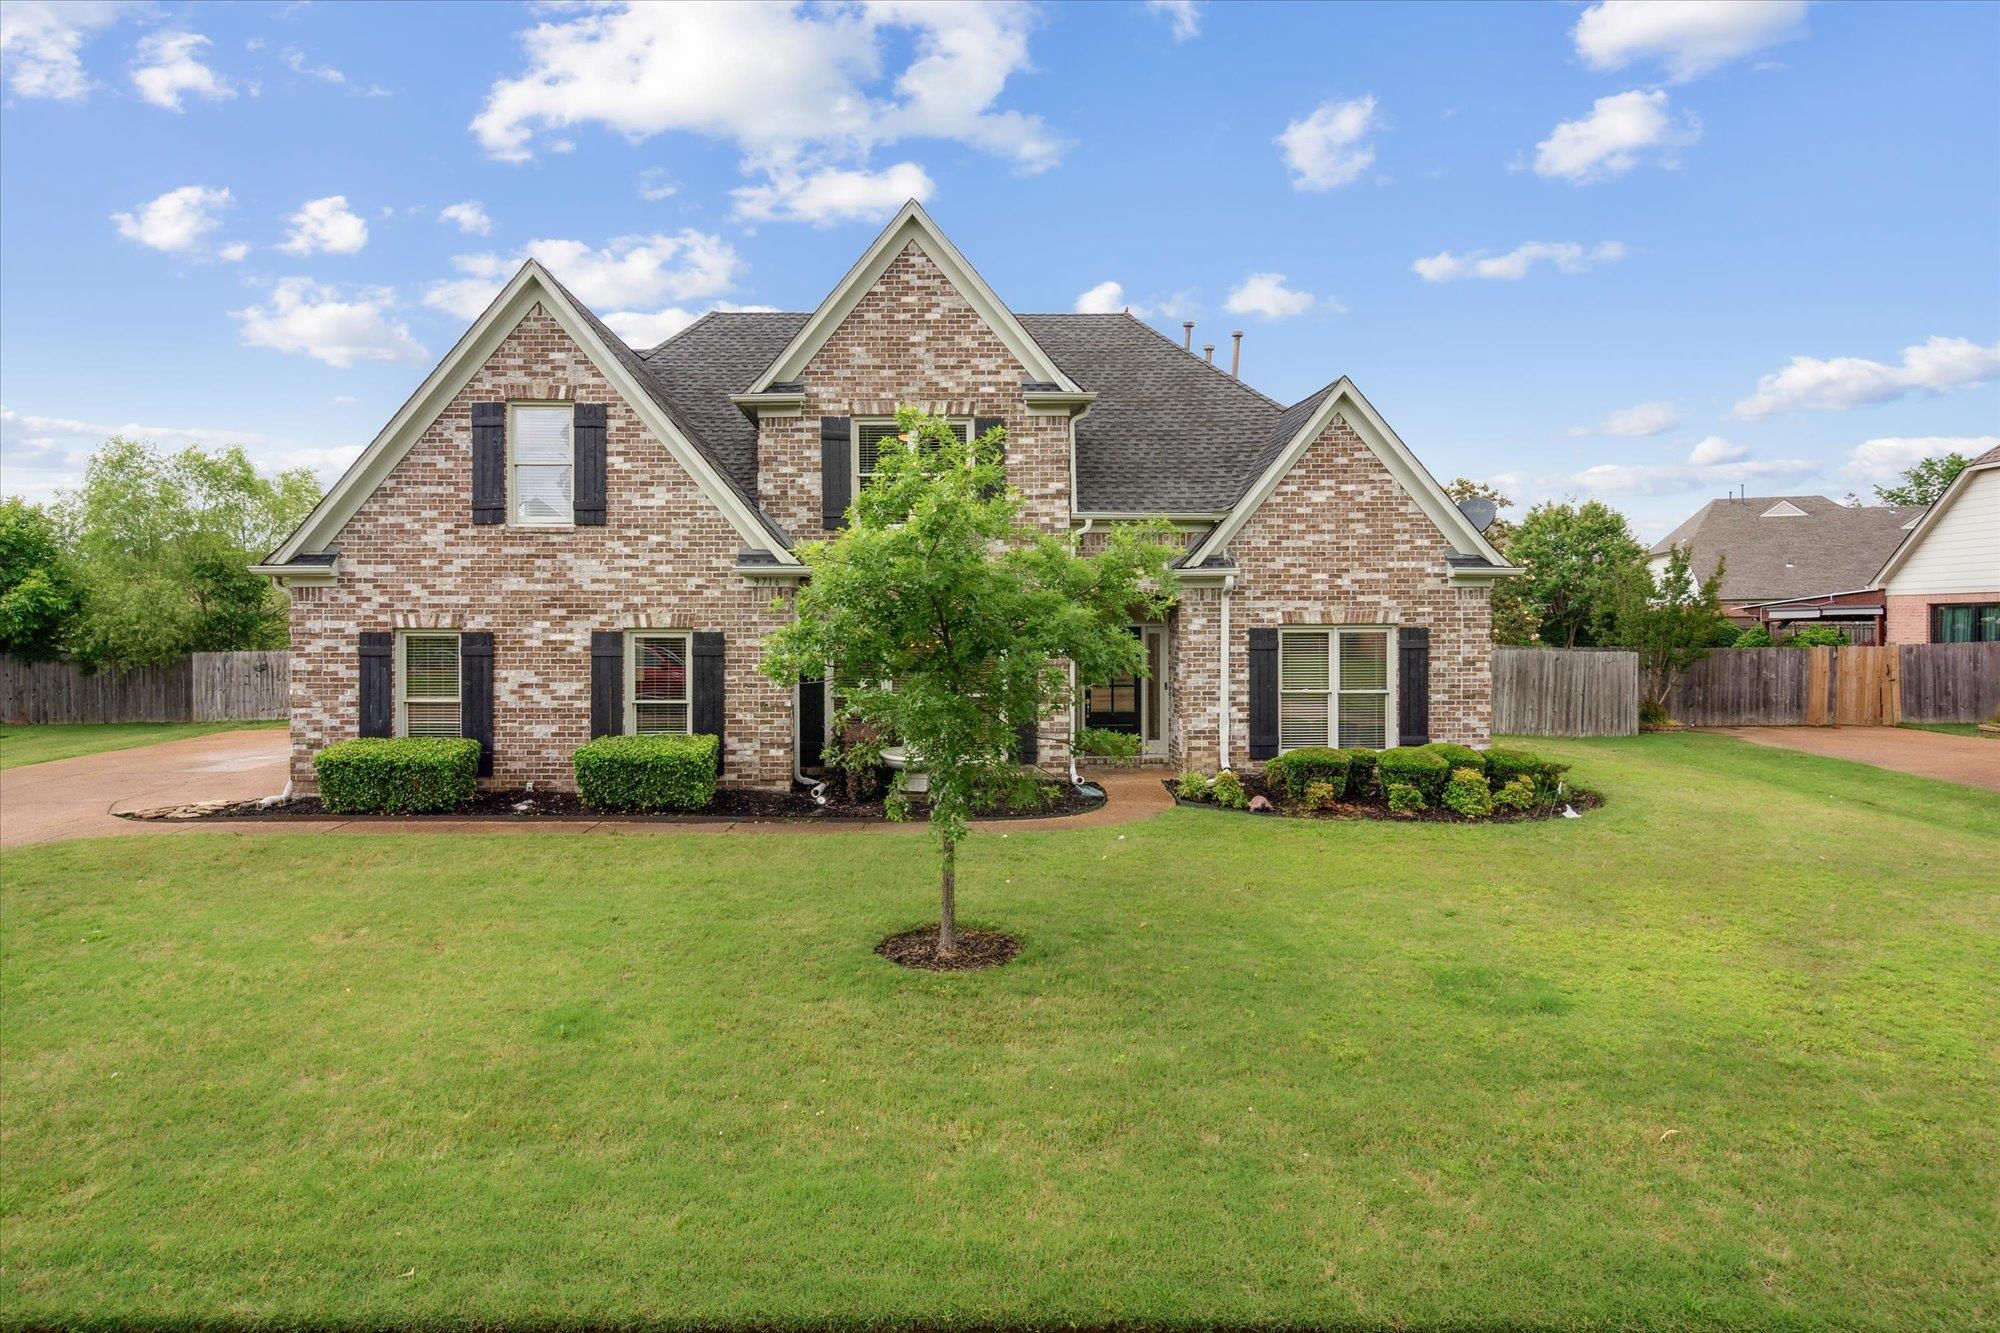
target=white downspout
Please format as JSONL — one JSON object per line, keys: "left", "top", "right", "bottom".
{"left": 1217, "top": 574, "right": 1235, "bottom": 771}
{"left": 1068, "top": 518, "right": 1095, "bottom": 787}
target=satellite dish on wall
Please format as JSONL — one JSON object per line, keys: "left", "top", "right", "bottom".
{"left": 1458, "top": 497, "right": 1498, "bottom": 533}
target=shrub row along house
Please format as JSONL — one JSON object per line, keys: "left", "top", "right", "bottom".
{"left": 255, "top": 203, "right": 1517, "bottom": 794}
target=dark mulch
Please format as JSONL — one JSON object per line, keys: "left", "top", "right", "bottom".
{"left": 874, "top": 926, "right": 1022, "bottom": 971}
{"left": 1162, "top": 775, "right": 1605, "bottom": 823}
{"left": 131, "top": 777, "right": 1103, "bottom": 825}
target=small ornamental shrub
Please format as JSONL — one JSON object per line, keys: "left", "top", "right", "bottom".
{"left": 1175, "top": 770, "right": 1210, "bottom": 801}
{"left": 1302, "top": 780, "right": 1338, "bottom": 811}
{"left": 1483, "top": 748, "right": 1540, "bottom": 787}
{"left": 1493, "top": 774, "right": 1539, "bottom": 812}
{"left": 1074, "top": 726, "right": 1142, "bottom": 761}
{"left": 1639, "top": 698, "right": 1671, "bottom": 729}
{"left": 1264, "top": 746, "right": 1349, "bottom": 802}
{"left": 1378, "top": 746, "right": 1450, "bottom": 802}
{"left": 573, "top": 733, "right": 720, "bottom": 811}
{"left": 1733, "top": 625, "right": 1774, "bottom": 648}
{"left": 1387, "top": 781, "right": 1425, "bottom": 815}
{"left": 1423, "top": 742, "right": 1485, "bottom": 776}
{"left": 1339, "top": 748, "right": 1379, "bottom": 799}
{"left": 1210, "top": 769, "right": 1249, "bottom": 810}
{"left": 1441, "top": 766, "right": 1494, "bottom": 819}
{"left": 1783, "top": 623, "right": 1850, "bottom": 648}
{"left": 314, "top": 737, "right": 480, "bottom": 815}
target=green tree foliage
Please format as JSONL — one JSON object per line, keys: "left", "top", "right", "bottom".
{"left": 1506, "top": 499, "right": 1646, "bottom": 648}
{"left": 760, "top": 408, "right": 1179, "bottom": 954}
{"left": 0, "top": 497, "right": 83, "bottom": 661}
{"left": 1446, "top": 478, "right": 1539, "bottom": 645}
{"left": 1874, "top": 452, "right": 1968, "bottom": 507}
{"left": 1615, "top": 543, "right": 1725, "bottom": 717}
{"left": 55, "top": 438, "right": 321, "bottom": 667}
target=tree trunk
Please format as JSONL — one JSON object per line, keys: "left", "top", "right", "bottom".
{"left": 938, "top": 833, "right": 958, "bottom": 955}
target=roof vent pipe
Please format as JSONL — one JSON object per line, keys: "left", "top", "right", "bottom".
{"left": 1230, "top": 330, "right": 1243, "bottom": 378}
{"left": 1182, "top": 320, "right": 1195, "bottom": 351}
{"left": 1203, "top": 343, "right": 1215, "bottom": 363}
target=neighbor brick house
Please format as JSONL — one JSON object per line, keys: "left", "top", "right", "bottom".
{"left": 257, "top": 203, "right": 1516, "bottom": 793}
{"left": 1873, "top": 443, "right": 1999, "bottom": 644}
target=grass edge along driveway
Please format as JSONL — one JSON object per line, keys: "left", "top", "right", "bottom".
{"left": 3, "top": 733, "right": 1995, "bottom": 1329}
{"left": 0, "top": 720, "right": 285, "bottom": 770}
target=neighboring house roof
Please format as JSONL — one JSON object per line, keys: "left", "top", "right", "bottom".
{"left": 1872, "top": 443, "right": 2000, "bottom": 586}
{"left": 1648, "top": 495, "right": 1926, "bottom": 603}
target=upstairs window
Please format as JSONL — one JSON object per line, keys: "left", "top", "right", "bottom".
{"left": 853, "top": 417, "right": 969, "bottom": 492}
{"left": 628, "top": 631, "right": 692, "bottom": 734}
{"left": 399, "top": 631, "right": 462, "bottom": 736}
{"left": 510, "top": 404, "right": 573, "bottom": 525}
{"left": 1278, "top": 628, "right": 1393, "bottom": 751}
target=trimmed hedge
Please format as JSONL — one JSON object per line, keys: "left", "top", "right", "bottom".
{"left": 1338, "top": 748, "right": 1378, "bottom": 799}
{"left": 574, "top": 733, "right": 720, "bottom": 811}
{"left": 1423, "top": 742, "right": 1485, "bottom": 776}
{"left": 1483, "top": 748, "right": 1541, "bottom": 787}
{"left": 314, "top": 737, "right": 481, "bottom": 815}
{"left": 1265, "top": 747, "right": 1350, "bottom": 803}
{"left": 1377, "top": 745, "right": 1451, "bottom": 802}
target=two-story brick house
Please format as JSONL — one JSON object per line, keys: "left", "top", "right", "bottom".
{"left": 256, "top": 202, "right": 1517, "bottom": 794}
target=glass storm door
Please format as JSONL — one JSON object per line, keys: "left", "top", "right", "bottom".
{"left": 1085, "top": 625, "right": 1168, "bottom": 754}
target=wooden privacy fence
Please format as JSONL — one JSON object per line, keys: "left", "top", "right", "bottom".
{"left": 1899, "top": 642, "right": 2000, "bottom": 723}
{"left": 0, "top": 652, "right": 289, "bottom": 724}
{"left": 1493, "top": 647, "right": 1639, "bottom": 737}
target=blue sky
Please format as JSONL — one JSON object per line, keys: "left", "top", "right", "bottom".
{"left": 3, "top": 0, "right": 1996, "bottom": 537}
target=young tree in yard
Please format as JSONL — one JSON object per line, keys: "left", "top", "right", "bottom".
{"left": 760, "top": 408, "right": 1179, "bottom": 956}
{"left": 56, "top": 438, "right": 321, "bottom": 667}
{"left": 1616, "top": 543, "right": 1725, "bottom": 722}
{"left": 1507, "top": 499, "right": 1646, "bottom": 648}
{"left": 1874, "top": 451, "right": 1968, "bottom": 506}
{"left": 0, "top": 497, "right": 83, "bottom": 661}
{"left": 1446, "top": 478, "right": 1538, "bottom": 645}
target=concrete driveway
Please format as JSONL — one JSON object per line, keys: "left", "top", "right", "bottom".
{"left": 1715, "top": 726, "right": 2000, "bottom": 792}
{"left": 0, "top": 728, "right": 291, "bottom": 847}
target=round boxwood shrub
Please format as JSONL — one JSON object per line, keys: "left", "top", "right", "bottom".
{"left": 573, "top": 733, "right": 720, "bottom": 811}
{"left": 1264, "top": 746, "right": 1350, "bottom": 803}
{"left": 1377, "top": 745, "right": 1451, "bottom": 802}
{"left": 1441, "top": 766, "right": 1494, "bottom": 819}
{"left": 1423, "top": 742, "right": 1485, "bottom": 776}
{"left": 313, "top": 737, "right": 481, "bottom": 815}
{"left": 1386, "top": 781, "right": 1426, "bottom": 814}
{"left": 1493, "top": 774, "right": 1539, "bottom": 812}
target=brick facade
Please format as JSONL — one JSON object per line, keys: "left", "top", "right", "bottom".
{"left": 1887, "top": 591, "right": 2000, "bottom": 644}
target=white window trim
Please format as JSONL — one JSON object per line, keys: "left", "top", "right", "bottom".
{"left": 852, "top": 416, "right": 972, "bottom": 495}
{"left": 626, "top": 629, "right": 693, "bottom": 736}
{"left": 1277, "top": 625, "right": 1399, "bottom": 752}
{"left": 394, "top": 629, "right": 463, "bottom": 738}
{"left": 507, "top": 401, "right": 574, "bottom": 528}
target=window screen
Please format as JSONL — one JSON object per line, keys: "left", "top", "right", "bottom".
{"left": 511, "top": 405, "right": 572, "bottom": 524}
{"left": 630, "top": 633, "right": 691, "bottom": 734}
{"left": 401, "top": 633, "right": 461, "bottom": 736}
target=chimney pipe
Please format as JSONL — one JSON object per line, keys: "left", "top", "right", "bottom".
{"left": 1182, "top": 320, "right": 1195, "bottom": 351}
{"left": 1230, "top": 330, "right": 1243, "bottom": 378}
{"left": 1203, "top": 343, "right": 1215, "bottom": 364}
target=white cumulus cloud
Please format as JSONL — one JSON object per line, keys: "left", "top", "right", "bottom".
{"left": 111, "top": 184, "right": 232, "bottom": 253}
{"left": 233, "top": 279, "right": 428, "bottom": 368}
{"left": 1225, "top": 273, "right": 1319, "bottom": 320}
{"left": 218, "top": 241, "right": 249, "bottom": 263}
{"left": 1146, "top": 0, "right": 1201, "bottom": 41}
{"left": 439, "top": 201, "right": 492, "bottom": 236}
{"left": 1841, "top": 436, "right": 2000, "bottom": 485}
{"left": 1073, "top": 281, "right": 1146, "bottom": 317}
{"left": 1276, "top": 95, "right": 1379, "bottom": 191}
{"left": 1564, "top": 454, "right": 1816, "bottom": 498}
{"left": 423, "top": 230, "right": 742, "bottom": 322}
{"left": 1734, "top": 336, "right": 2000, "bottom": 417}
{"left": 1686, "top": 435, "right": 1748, "bottom": 466}
{"left": 1534, "top": 90, "right": 1699, "bottom": 183}
{"left": 730, "top": 161, "right": 933, "bottom": 227}
{"left": 279, "top": 195, "right": 369, "bottom": 255}
{"left": 1574, "top": 0, "right": 1808, "bottom": 83}
{"left": 0, "top": 0, "right": 127, "bottom": 101}
{"left": 1569, "top": 401, "right": 1680, "bottom": 438}
{"left": 602, "top": 301, "right": 780, "bottom": 349}
{"left": 130, "top": 30, "right": 233, "bottom": 111}
{"left": 1413, "top": 240, "right": 1625, "bottom": 282}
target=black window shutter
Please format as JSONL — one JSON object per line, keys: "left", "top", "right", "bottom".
{"left": 1248, "top": 627, "right": 1278, "bottom": 760}
{"left": 572, "top": 402, "right": 607, "bottom": 525}
{"left": 821, "top": 417, "right": 851, "bottom": 530}
{"left": 692, "top": 631, "right": 726, "bottom": 773}
{"left": 590, "top": 631, "right": 624, "bottom": 738}
{"left": 1398, "top": 626, "right": 1431, "bottom": 746}
{"left": 1015, "top": 718, "right": 1038, "bottom": 765}
{"left": 798, "top": 675, "right": 827, "bottom": 769}
{"left": 358, "top": 632, "right": 394, "bottom": 737}
{"left": 974, "top": 416, "right": 1005, "bottom": 500}
{"left": 461, "top": 632, "right": 495, "bottom": 776}
{"left": 471, "top": 402, "right": 506, "bottom": 525}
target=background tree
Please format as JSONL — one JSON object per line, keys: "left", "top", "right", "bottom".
{"left": 1615, "top": 543, "right": 1724, "bottom": 721}
{"left": 1446, "top": 478, "right": 1538, "bottom": 645}
{"left": 1874, "top": 451, "right": 1968, "bottom": 507}
{"left": 1506, "top": 500, "right": 1646, "bottom": 648}
{"left": 55, "top": 438, "right": 321, "bottom": 667}
{"left": 0, "top": 497, "right": 83, "bottom": 661}
{"left": 761, "top": 408, "right": 1178, "bottom": 957}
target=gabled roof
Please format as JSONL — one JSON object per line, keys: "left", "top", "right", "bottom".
{"left": 640, "top": 311, "right": 809, "bottom": 499}
{"left": 1872, "top": 444, "right": 2000, "bottom": 586}
{"left": 742, "top": 199, "right": 1080, "bottom": 396}
{"left": 1648, "top": 495, "right": 1923, "bottom": 602}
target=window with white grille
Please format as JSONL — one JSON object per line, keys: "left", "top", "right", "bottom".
{"left": 399, "top": 632, "right": 462, "bottom": 736}
{"left": 510, "top": 404, "right": 572, "bottom": 525}
{"left": 628, "top": 632, "right": 691, "bottom": 735}
{"left": 853, "top": 418, "right": 969, "bottom": 491}
{"left": 1278, "top": 628, "right": 1394, "bottom": 751}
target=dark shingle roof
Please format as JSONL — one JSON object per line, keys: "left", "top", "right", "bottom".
{"left": 637, "top": 311, "right": 809, "bottom": 498}
{"left": 1650, "top": 495, "right": 1926, "bottom": 602}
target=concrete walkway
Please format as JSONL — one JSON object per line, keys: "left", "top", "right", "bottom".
{"left": 0, "top": 730, "right": 1175, "bottom": 846}
{"left": 1714, "top": 725, "right": 2000, "bottom": 792}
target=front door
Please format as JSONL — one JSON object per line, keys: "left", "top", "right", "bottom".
{"left": 1083, "top": 625, "right": 1167, "bottom": 756}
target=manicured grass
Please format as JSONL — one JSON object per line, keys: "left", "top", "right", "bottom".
{"left": 3, "top": 734, "right": 1994, "bottom": 1329}
{"left": 1898, "top": 721, "right": 1990, "bottom": 739}
{"left": 0, "top": 720, "right": 284, "bottom": 770}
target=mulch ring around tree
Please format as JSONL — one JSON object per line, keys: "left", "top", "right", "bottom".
{"left": 123, "top": 778, "right": 1106, "bottom": 825}
{"left": 1162, "top": 774, "right": 1605, "bottom": 822}
{"left": 874, "top": 926, "right": 1022, "bottom": 972}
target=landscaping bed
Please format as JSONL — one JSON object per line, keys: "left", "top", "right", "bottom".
{"left": 1163, "top": 772, "right": 1602, "bottom": 822}
{"left": 1166, "top": 742, "right": 1597, "bottom": 822}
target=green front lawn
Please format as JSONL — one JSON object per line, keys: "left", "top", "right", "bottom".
{"left": 3, "top": 734, "right": 1994, "bottom": 1328}
{"left": 0, "top": 720, "right": 285, "bottom": 770}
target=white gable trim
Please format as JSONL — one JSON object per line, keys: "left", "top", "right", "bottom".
{"left": 1185, "top": 378, "right": 1514, "bottom": 575}
{"left": 1760, "top": 499, "right": 1809, "bottom": 518}
{"left": 743, "top": 200, "right": 1080, "bottom": 396}
{"left": 268, "top": 261, "right": 794, "bottom": 566}
{"left": 1872, "top": 451, "right": 2000, "bottom": 586}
